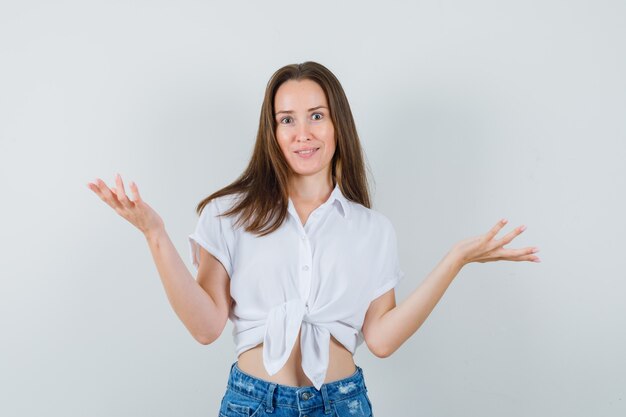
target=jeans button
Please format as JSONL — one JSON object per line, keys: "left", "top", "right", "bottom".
{"left": 302, "top": 392, "right": 311, "bottom": 400}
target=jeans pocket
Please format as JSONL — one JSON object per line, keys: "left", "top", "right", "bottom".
{"left": 332, "top": 392, "right": 372, "bottom": 417}
{"left": 219, "top": 387, "right": 265, "bottom": 417}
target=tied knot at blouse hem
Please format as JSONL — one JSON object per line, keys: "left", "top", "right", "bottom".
{"left": 262, "top": 298, "right": 356, "bottom": 390}
{"left": 188, "top": 184, "right": 405, "bottom": 390}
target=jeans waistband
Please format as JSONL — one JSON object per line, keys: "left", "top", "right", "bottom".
{"left": 227, "top": 361, "right": 368, "bottom": 409}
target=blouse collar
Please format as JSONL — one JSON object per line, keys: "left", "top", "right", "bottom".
{"left": 329, "top": 182, "right": 350, "bottom": 218}
{"left": 287, "top": 182, "right": 351, "bottom": 219}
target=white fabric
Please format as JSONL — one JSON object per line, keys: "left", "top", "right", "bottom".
{"left": 188, "top": 183, "right": 405, "bottom": 390}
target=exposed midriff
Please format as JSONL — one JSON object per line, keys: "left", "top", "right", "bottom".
{"left": 236, "top": 327, "right": 357, "bottom": 387}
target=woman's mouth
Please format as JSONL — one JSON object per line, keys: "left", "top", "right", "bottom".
{"left": 294, "top": 147, "right": 319, "bottom": 159}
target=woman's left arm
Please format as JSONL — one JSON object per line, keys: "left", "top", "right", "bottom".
{"left": 363, "top": 219, "right": 540, "bottom": 358}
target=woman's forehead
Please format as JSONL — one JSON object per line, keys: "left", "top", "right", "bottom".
{"left": 274, "top": 79, "right": 328, "bottom": 109}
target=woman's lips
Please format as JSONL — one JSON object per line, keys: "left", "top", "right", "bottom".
{"left": 294, "top": 147, "right": 319, "bottom": 159}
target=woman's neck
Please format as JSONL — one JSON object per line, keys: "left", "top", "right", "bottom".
{"left": 288, "top": 174, "right": 334, "bottom": 205}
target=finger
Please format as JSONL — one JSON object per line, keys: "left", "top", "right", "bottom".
{"left": 87, "top": 181, "right": 105, "bottom": 198}
{"left": 497, "top": 224, "right": 527, "bottom": 247}
{"left": 505, "top": 246, "right": 541, "bottom": 262}
{"left": 485, "top": 218, "right": 508, "bottom": 242}
{"left": 115, "top": 173, "right": 133, "bottom": 208}
{"left": 93, "top": 178, "right": 123, "bottom": 210}
{"left": 129, "top": 180, "right": 142, "bottom": 202}
{"left": 511, "top": 252, "right": 541, "bottom": 263}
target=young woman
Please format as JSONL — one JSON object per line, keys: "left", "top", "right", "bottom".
{"left": 87, "top": 61, "right": 539, "bottom": 417}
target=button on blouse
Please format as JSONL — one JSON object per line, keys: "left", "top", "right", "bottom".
{"left": 188, "top": 184, "right": 404, "bottom": 390}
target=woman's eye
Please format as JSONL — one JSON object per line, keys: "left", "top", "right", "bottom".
{"left": 279, "top": 113, "right": 323, "bottom": 124}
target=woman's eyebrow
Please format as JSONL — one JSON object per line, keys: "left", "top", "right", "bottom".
{"left": 275, "top": 105, "right": 327, "bottom": 116}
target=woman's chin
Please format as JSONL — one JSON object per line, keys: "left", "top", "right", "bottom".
{"left": 289, "top": 166, "right": 325, "bottom": 177}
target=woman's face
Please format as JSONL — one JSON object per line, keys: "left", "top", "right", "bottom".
{"left": 274, "top": 79, "right": 336, "bottom": 181}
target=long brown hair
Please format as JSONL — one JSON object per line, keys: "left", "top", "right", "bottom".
{"left": 195, "top": 61, "right": 372, "bottom": 237}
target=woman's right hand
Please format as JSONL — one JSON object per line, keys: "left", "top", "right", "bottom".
{"left": 87, "top": 173, "right": 165, "bottom": 238}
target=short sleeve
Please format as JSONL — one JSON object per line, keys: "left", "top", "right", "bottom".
{"left": 188, "top": 197, "right": 233, "bottom": 278}
{"left": 369, "top": 218, "right": 405, "bottom": 302}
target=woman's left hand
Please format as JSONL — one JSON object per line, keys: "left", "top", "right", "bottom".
{"left": 451, "top": 219, "right": 540, "bottom": 267}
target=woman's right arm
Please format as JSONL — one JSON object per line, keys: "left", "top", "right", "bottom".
{"left": 145, "top": 227, "right": 230, "bottom": 345}
{"left": 87, "top": 174, "right": 230, "bottom": 345}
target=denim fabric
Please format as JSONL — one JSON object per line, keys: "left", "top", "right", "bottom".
{"left": 218, "top": 361, "right": 374, "bottom": 417}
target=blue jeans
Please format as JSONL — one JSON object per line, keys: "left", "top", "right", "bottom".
{"left": 218, "top": 361, "right": 374, "bottom": 417}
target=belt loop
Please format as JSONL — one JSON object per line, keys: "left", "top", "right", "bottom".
{"left": 321, "top": 384, "right": 332, "bottom": 414}
{"left": 265, "top": 383, "right": 276, "bottom": 413}
{"left": 226, "top": 361, "right": 236, "bottom": 390}
{"left": 358, "top": 365, "right": 368, "bottom": 391}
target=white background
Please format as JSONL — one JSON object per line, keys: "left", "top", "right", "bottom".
{"left": 1, "top": 1, "right": 625, "bottom": 416}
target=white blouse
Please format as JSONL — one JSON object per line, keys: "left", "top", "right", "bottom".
{"left": 188, "top": 183, "right": 405, "bottom": 390}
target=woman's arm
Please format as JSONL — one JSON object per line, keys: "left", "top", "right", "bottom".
{"left": 145, "top": 228, "right": 227, "bottom": 345}
{"left": 364, "top": 219, "right": 538, "bottom": 357}
{"left": 364, "top": 251, "right": 463, "bottom": 358}
{"left": 88, "top": 175, "right": 228, "bottom": 344}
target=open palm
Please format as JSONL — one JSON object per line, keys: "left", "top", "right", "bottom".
{"left": 87, "top": 173, "right": 164, "bottom": 237}
{"left": 453, "top": 219, "right": 540, "bottom": 266}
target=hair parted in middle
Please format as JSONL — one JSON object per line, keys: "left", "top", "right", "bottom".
{"left": 195, "top": 61, "right": 372, "bottom": 237}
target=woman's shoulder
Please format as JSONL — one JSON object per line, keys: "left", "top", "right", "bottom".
{"left": 216, "top": 191, "right": 243, "bottom": 204}
{"left": 346, "top": 200, "right": 395, "bottom": 231}
{"left": 196, "top": 192, "right": 245, "bottom": 229}
{"left": 206, "top": 191, "right": 244, "bottom": 212}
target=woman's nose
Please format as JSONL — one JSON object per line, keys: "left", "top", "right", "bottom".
{"left": 296, "top": 121, "right": 311, "bottom": 141}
